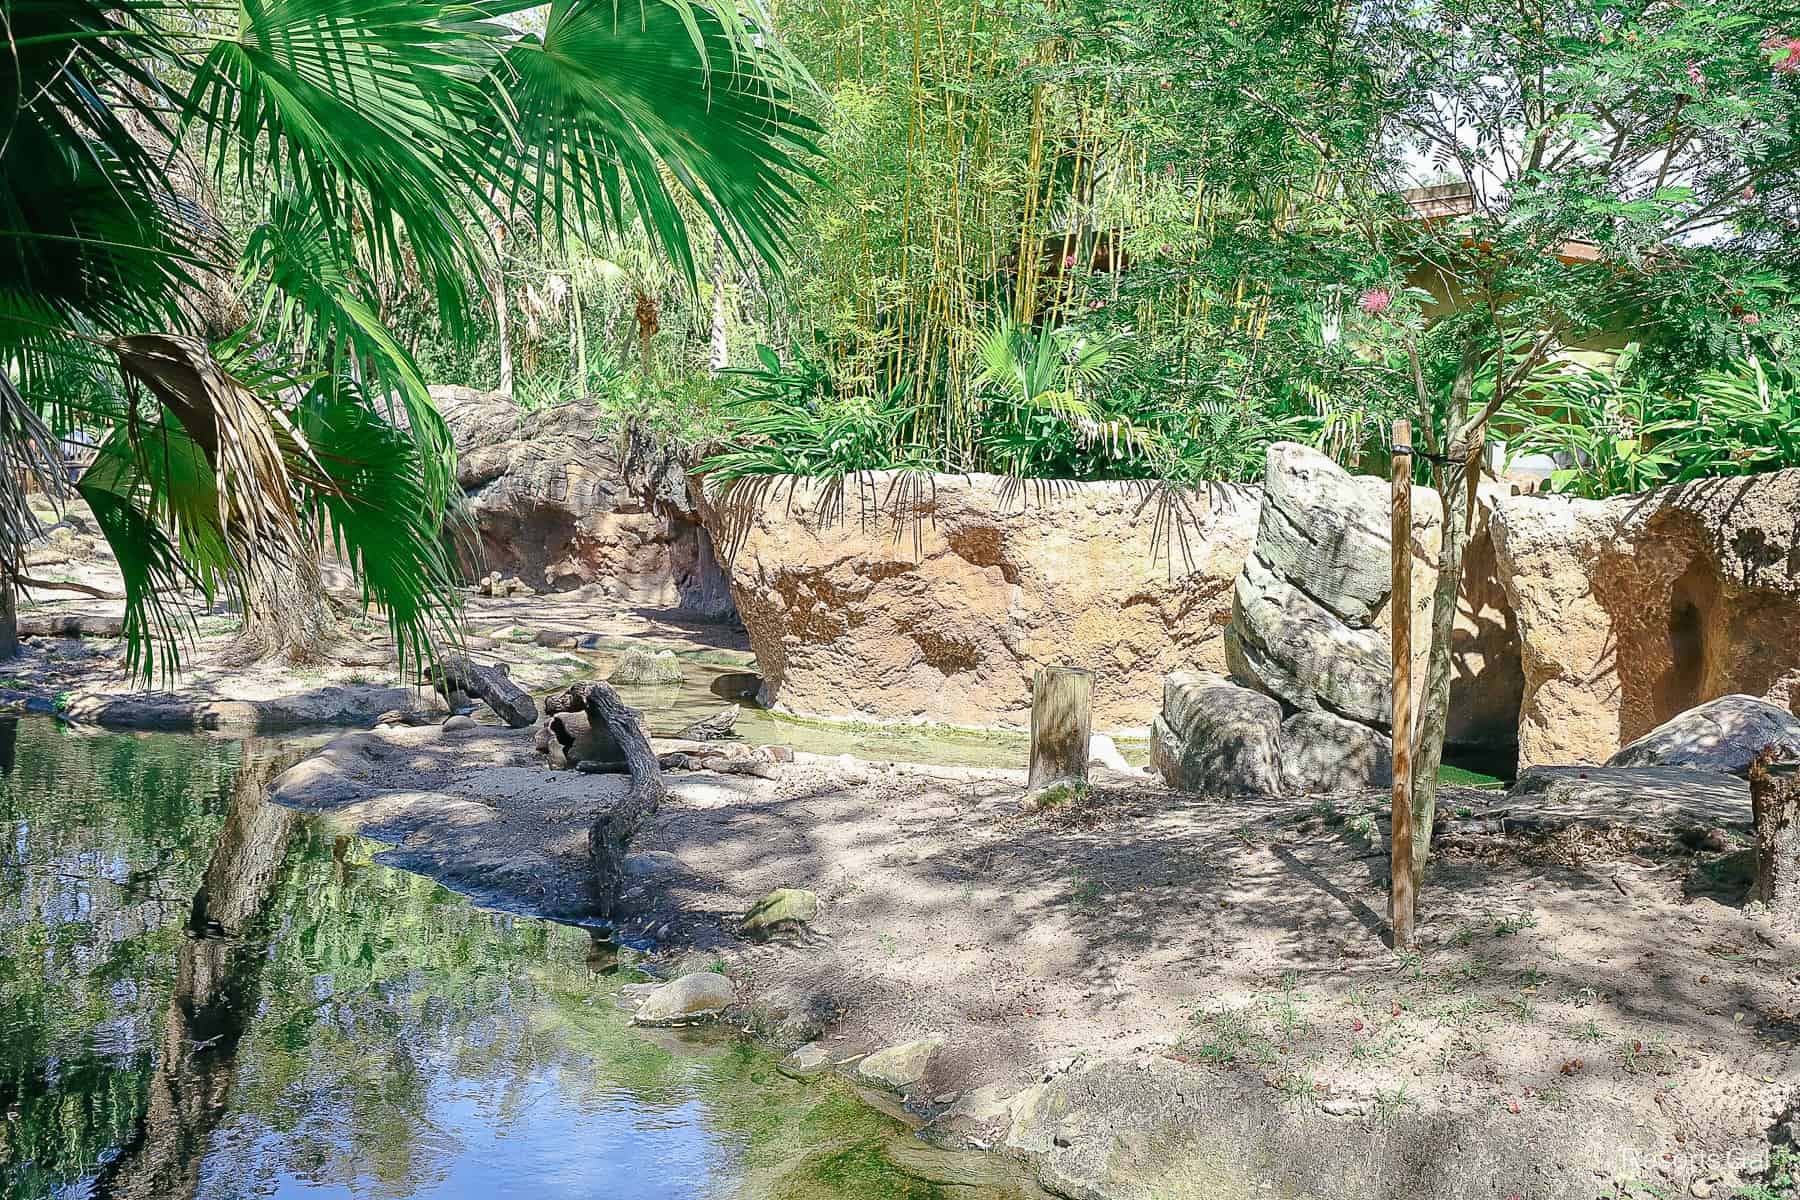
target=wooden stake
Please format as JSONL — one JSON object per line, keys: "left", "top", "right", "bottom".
{"left": 1027, "top": 666, "right": 1093, "bottom": 797}
{"left": 1390, "top": 419, "right": 1417, "bottom": 949}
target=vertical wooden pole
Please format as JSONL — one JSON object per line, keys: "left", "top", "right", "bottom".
{"left": 1027, "top": 666, "right": 1093, "bottom": 796}
{"left": 1390, "top": 419, "right": 1416, "bottom": 949}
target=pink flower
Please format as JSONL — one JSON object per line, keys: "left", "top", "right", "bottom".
{"left": 1764, "top": 33, "right": 1800, "bottom": 72}
{"left": 1089, "top": 299, "right": 1105, "bottom": 310}
{"left": 1159, "top": 243, "right": 1173, "bottom": 254}
{"left": 1742, "top": 185, "right": 1757, "bottom": 200}
{"left": 1686, "top": 62, "right": 1704, "bottom": 90}
{"left": 1062, "top": 254, "right": 1076, "bottom": 268}
{"left": 1742, "top": 312, "right": 1761, "bottom": 326}
{"left": 1358, "top": 287, "right": 1393, "bottom": 316}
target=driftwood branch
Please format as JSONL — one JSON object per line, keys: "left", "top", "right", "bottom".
{"left": 18, "top": 575, "right": 124, "bottom": 600}
{"left": 431, "top": 652, "right": 538, "bottom": 727}
{"left": 546, "top": 681, "right": 666, "bottom": 917}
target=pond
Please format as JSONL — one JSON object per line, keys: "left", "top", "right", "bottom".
{"left": 0, "top": 718, "right": 1037, "bottom": 1200}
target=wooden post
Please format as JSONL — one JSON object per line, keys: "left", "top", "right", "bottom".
{"left": 1749, "top": 750, "right": 1800, "bottom": 914}
{"left": 1027, "top": 666, "right": 1093, "bottom": 796}
{"left": 1390, "top": 419, "right": 1416, "bottom": 949}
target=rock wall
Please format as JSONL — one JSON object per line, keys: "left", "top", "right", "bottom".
{"left": 698, "top": 473, "right": 1264, "bottom": 730}
{"left": 1492, "top": 468, "right": 1800, "bottom": 768}
{"left": 435, "top": 386, "right": 734, "bottom": 617}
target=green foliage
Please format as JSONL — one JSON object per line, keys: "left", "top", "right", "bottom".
{"left": 2, "top": 0, "right": 818, "bottom": 675}
{"left": 1502, "top": 348, "right": 1800, "bottom": 498}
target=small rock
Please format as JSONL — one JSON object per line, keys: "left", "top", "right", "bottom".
{"left": 632, "top": 972, "right": 734, "bottom": 1026}
{"left": 1086, "top": 733, "right": 1136, "bottom": 774}
{"left": 442, "top": 714, "right": 477, "bottom": 733}
{"left": 855, "top": 1035, "right": 945, "bottom": 1091}
{"left": 758, "top": 744, "right": 796, "bottom": 764}
{"left": 1691, "top": 1183, "right": 1712, "bottom": 1198}
{"left": 932, "top": 1091, "right": 960, "bottom": 1106}
{"left": 622, "top": 851, "right": 681, "bottom": 878}
{"left": 776, "top": 1042, "right": 832, "bottom": 1079}
{"left": 741, "top": 888, "right": 818, "bottom": 937}
{"left": 609, "top": 647, "right": 684, "bottom": 686}
{"left": 1320, "top": 1097, "right": 1366, "bottom": 1117}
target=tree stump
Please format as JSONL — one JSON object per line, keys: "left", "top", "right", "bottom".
{"left": 1027, "top": 666, "right": 1093, "bottom": 797}
{"left": 1749, "top": 749, "right": 1800, "bottom": 913}
{"left": 432, "top": 653, "right": 538, "bottom": 728}
{"left": 545, "top": 681, "right": 666, "bottom": 917}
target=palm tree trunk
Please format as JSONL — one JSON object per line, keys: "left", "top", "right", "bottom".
{"left": 235, "top": 556, "right": 336, "bottom": 663}
{"left": 494, "top": 265, "right": 514, "bottom": 395}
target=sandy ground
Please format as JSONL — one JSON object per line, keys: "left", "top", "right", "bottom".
{"left": 272, "top": 720, "right": 1800, "bottom": 1200}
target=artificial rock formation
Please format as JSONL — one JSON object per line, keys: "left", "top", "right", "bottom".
{"left": 1152, "top": 671, "right": 1284, "bottom": 795}
{"left": 1224, "top": 442, "right": 1444, "bottom": 728}
{"left": 698, "top": 472, "right": 1263, "bottom": 730}
{"left": 435, "top": 385, "right": 733, "bottom": 615}
{"left": 1492, "top": 468, "right": 1800, "bottom": 768}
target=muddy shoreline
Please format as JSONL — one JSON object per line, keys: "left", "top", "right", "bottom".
{"left": 268, "top": 719, "right": 1800, "bottom": 1200}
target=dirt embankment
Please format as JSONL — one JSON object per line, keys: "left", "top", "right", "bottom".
{"left": 272, "top": 721, "right": 1800, "bottom": 1200}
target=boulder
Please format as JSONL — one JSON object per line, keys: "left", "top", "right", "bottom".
{"left": 1151, "top": 671, "right": 1283, "bottom": 796}
{"left": 1607, "top": 695, "right": 1800, "bottom": 777}
{"left": 1493, "top": 469, "right": 1800, "bottom": 768}
{"left": 740, "top": 887, "right": 818, "bottom": 937}
{"left": 855, "top": 1034, "right": 945, "bottom": 1091}
{"left": 1224, "top": 553, "right": 1395, "bottom": 727}
{"left": 608, "top": 647, "right": 684, "bottom": 686}
{"left": 696, "top": 471, "right": 1263, "bottom": 730}
{"left": 433, "top": 385, "right": 735, "bottom": 616}
{"left": 1257, "top": 441, "right": 1404, "bottom": 626}
{"left": 1225, "top": 443, "right": 1442, "bottom": 729}
{"left": 632, "top": 971, "right": 734, "bottom": 1026}
{"left": 777, "top": 1041, "right": 833, "bottom": 1080}
{"left": 1279, "top": 710, "right": 1392, "bottom": 795}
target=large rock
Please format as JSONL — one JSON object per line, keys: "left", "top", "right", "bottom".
{"left": 1493, "top": 469, "right": 1800, "bottom": 768}
{"left": 1224, "top": 554, "right": 1395, "bottom": 727}
{"left": 1606, "top": 695, "right": 1800, "bottom": 776}
{"left": 1151, "top": 671, "right": 1283, "bottom": 795}
{"left": 1225, "top": 444, "right": 1443, "bottom": 729}
{"left": 1278, "top": 710, "right": 1392, "bottom": 795}
{"left": 696, "top": 472, "right": 1262, "bottom": 730}
{"left": 435, "top": 386, "right": 734, "bottom": 615}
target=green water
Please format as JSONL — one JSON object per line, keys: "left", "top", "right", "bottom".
{"left": 0, "top": 717, "right": 1031, "bottom": 1200}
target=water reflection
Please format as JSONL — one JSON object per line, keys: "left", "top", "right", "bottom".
{"left": 0, "top": 718, "right": 1031, "bottom": 1200}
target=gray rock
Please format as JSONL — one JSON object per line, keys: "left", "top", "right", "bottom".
{"left": 632, "top": 971, "right": 734, "bottom": 1026}
{"left": 622, "top": 851, "right": 682, "bottom": 878}
{"left": 1279, "top": 710, "right": 1392, "bottom": 794}
{"left": 777, "top": 1042, "right": 832, "bottom": 1079}
{"left": 1257, "top": 441, "right": 1402, "bottom": 627}
{"left": 441, "top": 714, "right": 477, "bottom": 733}
{"left": 855, "top": 1034, "right": 945, "bottom": 1091}
{"left": 1226, "top": 553, "right": 1392, "bottom": 726}
{"left": 1606, "top": 694, "right": 1800, "bottom": 777}
{"left": 740, "top": 887, "right": 818, "bottom": 937}
{"left": 609, "top": 647, "right": 684, "bottom": 686}
{"left": 1151, "top": 671, "right": 1283, "bottom": 796}
{"left": 1509, "top": 766, "right": 1749, "bottom": 831}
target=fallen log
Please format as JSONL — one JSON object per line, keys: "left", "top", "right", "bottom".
{"left": 672, "top": 704, "right": 739, "bottom": 741}
{"left": 19, "top": 575, "right": 123, "bottom": 600}
{"left": 431, "top": 653, "right": 538, "bottom": 728}
{"left": 18, "top": 612, "right": 125, "bottom": 638}
{"left": 545, "top": 681, "right": 666, "bottom": 917}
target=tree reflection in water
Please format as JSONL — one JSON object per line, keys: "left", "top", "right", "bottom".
{"left": 0, "top": 720, "right": 1036, "bottom": 1200}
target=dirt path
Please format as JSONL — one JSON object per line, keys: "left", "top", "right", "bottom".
{"left": 273, "top": 721, "right": 1800, "bottom": 1200}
